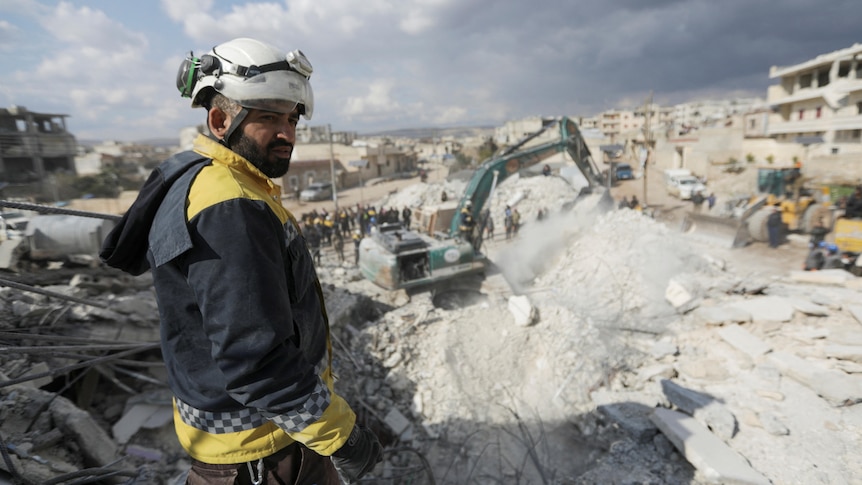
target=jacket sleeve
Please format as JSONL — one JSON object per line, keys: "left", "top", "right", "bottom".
{"left": 184, "top": 198, "right": 353, "bottom": 452}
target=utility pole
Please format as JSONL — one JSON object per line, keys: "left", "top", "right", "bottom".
{"left": 328, "top": 124, "right": 339, "bottom": 215}
{"left": 641, "top": 92, "right": 653, "bottom": 206}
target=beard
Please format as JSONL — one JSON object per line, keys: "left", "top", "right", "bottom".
{"left": 230, "top": 132, "right": 292, "bottom": 178}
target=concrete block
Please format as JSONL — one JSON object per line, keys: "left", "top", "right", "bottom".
{"left": 694, "top": 305, "right": 752, "bottom": 326}
{"left": 50, "top": 396, "right": 119, "bottom": 467}
{"left": 507, "top": 295, "right": 538, "bottom": 327}
{"left": 650, "top": 408, "right": 770, "bottom": 485}
{"left": 666, "top": 278, "right": 693, "bottom": 308}
{"left": 660, "top": 379, "right": 737, "bottom": 440}
{"left": 717, "top": 325, "right": 772, "bottom": 359}
{"left": 768, "top": 351, "right": 862, "bottom": 407}
{"left": 728, "top": 296, "right": 794, "bottom": 322}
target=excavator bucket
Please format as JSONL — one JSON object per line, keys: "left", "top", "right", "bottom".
{"left": 681, "top": 212, "right": 752, "bottom": 248}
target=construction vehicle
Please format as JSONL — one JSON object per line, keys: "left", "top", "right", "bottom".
{"left": 682, "top": 166, "right": 832, "bottom": 248}
{"left": 357, "top": 117, "right": 608, "bottom": 291}
{"left": 834, "top": 216, "right": 862, "bottom": 275}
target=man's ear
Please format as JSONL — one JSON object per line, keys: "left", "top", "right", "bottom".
{"left": 208, "top": 107, "right": 230, "bottom": 140}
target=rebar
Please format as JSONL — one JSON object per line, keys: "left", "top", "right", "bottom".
{"left": 0, "top": 199, "right": 122, "bottom": 221}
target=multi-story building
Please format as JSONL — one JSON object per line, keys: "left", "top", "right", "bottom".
{"left": 767, "top": 43, "right": 862, "bottom": 155}
{"left": 0, "top": 106, "right": 77, "bottom": 185}
{"left": 288, "top": 133, "right": 416, "bottom": 196}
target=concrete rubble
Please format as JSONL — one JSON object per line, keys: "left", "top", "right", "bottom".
{"left": 0, "top": 171, "right": 860, "bottom": 484}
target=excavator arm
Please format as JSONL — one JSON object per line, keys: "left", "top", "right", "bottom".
{"left": 449, "top": 116, "right": 604, "bottom": 238}
{"left": 358, "top": 116, "right": 606, "bottom": 291}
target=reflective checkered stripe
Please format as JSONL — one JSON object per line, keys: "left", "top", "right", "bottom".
{"left": 176, "top": 398, "right": 268, "bottom": 433}
{"left": 175, "top": 378, "right": 332, "bottom": 434}
{"left": 262, "top": 380, "right": 331, "bottom": 432}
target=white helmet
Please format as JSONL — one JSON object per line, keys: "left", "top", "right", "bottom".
{"left": 177, "top": 37, "right": 314, "bottom": 119}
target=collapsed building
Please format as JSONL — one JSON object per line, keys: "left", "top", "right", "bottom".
{"left": 0, "top": 106, "right": 77, "bottom": 200}
{"left": 0, "top": 169, "right": 860, "bottom": 484}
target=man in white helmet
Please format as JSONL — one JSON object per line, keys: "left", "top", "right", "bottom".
{"left": 100, "top": 38, "right": 381, "bottom": 484}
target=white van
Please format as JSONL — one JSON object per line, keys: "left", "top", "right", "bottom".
{"left": 667, "top": 175, "right": 706, "bottom": 200}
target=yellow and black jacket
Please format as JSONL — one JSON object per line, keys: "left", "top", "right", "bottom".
{"left": 100, "top": 135, "right": 354, "bottom": 464}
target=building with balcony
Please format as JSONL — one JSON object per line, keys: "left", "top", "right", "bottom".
{"left": 0, "top": 106, "right": 77, "bottom": 184}
{"left": 767, "top": 43, "right": 862, "bottom": 154}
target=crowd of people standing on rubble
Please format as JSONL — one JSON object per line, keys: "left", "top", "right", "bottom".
{"left": 298, "top": 204, "right": 415, "bottom": 265}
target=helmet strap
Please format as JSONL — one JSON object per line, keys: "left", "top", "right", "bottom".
{"left": 221, "top": 107, "right": 249, "bottom": 149}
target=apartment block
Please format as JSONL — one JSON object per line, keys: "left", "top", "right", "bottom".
{"left": 767, "top": 43, "right": 862, "bottom": 154}
{"left": 0, "top": 106, "right": 77, "bottom": 184}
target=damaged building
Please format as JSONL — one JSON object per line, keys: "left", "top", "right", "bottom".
{"left": 0, "top": 106, "right": 77, "bottom": 198}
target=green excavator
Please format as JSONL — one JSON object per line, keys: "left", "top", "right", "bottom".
{"left": 357, "top": 116, "right": 609, "bottom": 291}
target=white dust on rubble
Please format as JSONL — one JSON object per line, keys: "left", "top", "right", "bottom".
{"left": 374, "top": 178, "right": 467, "bottom": 209}
{"left": 367, "top": 172, "right": 717, "bottom": 422}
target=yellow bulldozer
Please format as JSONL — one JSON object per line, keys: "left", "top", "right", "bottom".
{"left": 681, "top": 166, "right": 834, "bottom": 248}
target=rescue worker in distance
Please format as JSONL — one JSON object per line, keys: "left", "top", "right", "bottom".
{"left": 100, "top": 37, "right": 381, "bottom": 484}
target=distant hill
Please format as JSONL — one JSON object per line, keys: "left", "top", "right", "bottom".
{"left": 77, "top": 138, "right": 179, "bottom": 148}
{"left": 361, "top": 125, "right": 495, "bottom": 139}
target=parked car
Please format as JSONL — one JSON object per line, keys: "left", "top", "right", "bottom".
{"left": 667, "top": 175, "right": 706, "bottom": 200}
{"left": 299, "top": 182, "right": 333, "bottom": 202}
{"left": 614, "top": 163, "right": 634, "bottom": 181}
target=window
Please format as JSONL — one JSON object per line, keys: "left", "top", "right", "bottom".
{"left": 857, "top": 101, "right": 862, "bottom": 115}
{"left": 817, "top": 69, "right": 830, "bottom": 87}
{"left": 799, "top": 109, "right": 804, "bottom": 120}
{"left": 816, "top": 106, "right": 822, "bottom": 118}
{"left": 799, "top": 73, "right": 812, "bottom": 88}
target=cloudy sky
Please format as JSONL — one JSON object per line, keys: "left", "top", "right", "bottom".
{"left": 0, "top": 0, "right": 858, "bottom": 141}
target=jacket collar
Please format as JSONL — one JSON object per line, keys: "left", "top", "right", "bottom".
{"left": 192, "top": 134, "right": 281, "bottom": 194}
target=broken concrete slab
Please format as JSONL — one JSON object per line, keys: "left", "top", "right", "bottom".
{"left": 693, "top": 305, "right": 752, "bottom": 326}
{"left": 660, "top": 379, "right": 738, "bottom": 441}
{"left": 728, "top": 296, "right": 794, "bottom": 322}
{"left": 596, "top": 401, "right": 658, "bottom": 443}
{"left": 674, "top": 358, "right": 731, "bottom": 382}
{"left": 790, "top": 299, "right": 830, "bottom": 316}
{"left": 650, "top": 339, "right": 679, "bottom": 359}
{"left": 789, "top": 269, "right": 855, "bottom": 285}
{"left": 717, "top": 324, "right": 772, "bottom": 359}
{"left": 50, "top": 393, "right": 121, "bottom": 468}
{"left": 650, "top": 407, "right": 770, "bottom": 485}
{"left": 383, "top": 407, "right": 412, "bottom": 438}
{"left": 768, "top": 351, "right": 862, "bottom": 407}
{"left": 18, "top": 362, "right": 52, "bottom": 389}
{"left": 823, "top": 344, "right": 862, "bottom": 364}
{"left": 112, "top": 403, "right": 173, "bottom": 444}
{"left": 845, "top": 304, "right": 862, "bottom": 325}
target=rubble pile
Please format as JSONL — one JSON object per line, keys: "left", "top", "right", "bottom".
{"left": 0, "top": 169, "right": 860, "bottom": 484}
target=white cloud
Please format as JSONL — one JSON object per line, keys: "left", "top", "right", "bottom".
{"left": 160, "top": 0, "right": 214, "bottom": 22}
{"left": 41, "top": 2, "right": 146, "bottom": 48}
{"left": 342, "top": 79, "right": 402, "bottom": 117}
